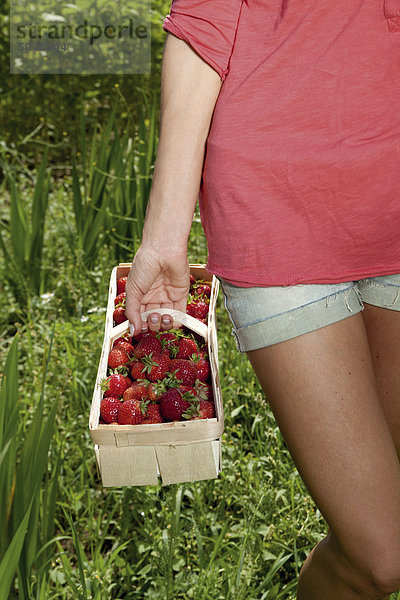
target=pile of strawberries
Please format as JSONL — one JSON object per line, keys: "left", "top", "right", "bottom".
{"left": 99, "top": 275, "right": 215, "bottom": 426}
{"left": 113, "top": 275, "right": 212, "bottom": 325}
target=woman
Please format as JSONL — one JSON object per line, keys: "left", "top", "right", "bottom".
{"left": 125, "top": 1, "right": 400, "bottom": 598}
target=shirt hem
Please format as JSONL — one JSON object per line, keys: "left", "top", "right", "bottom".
{"left": 206, "top": 263, "right": 400, "bottom": 287}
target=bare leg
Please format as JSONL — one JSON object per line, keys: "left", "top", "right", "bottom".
{"left": 246, "top": 313, "right": 400, "bottom": 599}
{"left": 361, "top": 302, "right": 400, "bottom": 457}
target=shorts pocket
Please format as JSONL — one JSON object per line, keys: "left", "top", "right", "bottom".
{"left": 384, "top": 0, "right": 400, "bottom": 32}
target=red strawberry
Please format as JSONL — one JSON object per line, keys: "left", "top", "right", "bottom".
{"left": 113, "top": 306, "right": 127, "bottom": 325}
{"left": 189, "top": 274, "right": 196, "bottom": 287}
{"left": 114, "top": 333, "right": 133, "bottom": 345}
{"left": 194, "top": 283, "right": 211, "bottom": 298}
{"left": 142, "top": 354, "right": 170, "bottom": 382}
{"left": 133, "top": 330, "right": 158, "bottom": 343}
{"left": 160, "top": 388, "right": 194, "bottom": 421}
{"left": 142, "top": 403, "right": 164, "bottom": 424}
{"left": 179, "top": 385, "right": 197, "bottom": 395}
{"left": 191, "top": 353, "right": 210, "bottom": 382}
{"left": 117, "top": 276, "right": 128, "bottom": 295}
{"left": 186, "top": 400, "right": 215, "bottom": 420}
{"left": 114, "top": 292, "right": 126, "bottom": 306}
{"left": 186, "top": 301, "right": 197, "bottom": 318}
{"left": 101, "top": 374, "right": 131, "bottom": 398}
{"left": 135, "top": 335, "right": 162, "bottom": 358}
{"left": 130, "top": 360, "right": 147, "bottom": 380}
{"left": 169, "top": 359, "right": 197, "bottom": 386}
{"left": 117, "top": 399, "right": 144, "bottom": 425}
{"left": 148, "top": 379, "right": 172, "bottom": 402}
{"left": 123, "top": 382, "right": 148, "bottom": 402}
{"left": 194, "top": 380, "right": 213, "bottom": 401}
{"left": 192, "top": 300, "right": 209, "bottom": 320}
{"left": 159, "top": 331, "right": 180, "bottom": 354}
{"left": 100, "top": 397, "right": 121, "bottom": 423}
{"left": 113, "top": 340, "right": 135, "bottom": 356}
{"left": 176, "top": 337, "right": 201, "bottom": 359}
{"left": 108, "top": 347, "right": 130, "bottom": 369}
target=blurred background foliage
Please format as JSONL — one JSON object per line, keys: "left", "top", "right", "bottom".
{"left": 0, "top": 0, "right": 170, "bottom": 170}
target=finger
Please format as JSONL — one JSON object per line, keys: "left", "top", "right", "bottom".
{"left": 125, "top": 297, "right": 144, "bottom": 337}
{"left": 147, "top": 312, "right": 162, "bottom": 332}
{"left": 161, "top": 314, "right": 173, "bottom": 331}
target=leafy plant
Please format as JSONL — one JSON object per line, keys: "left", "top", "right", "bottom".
{"left": 0, "top": 333, "right": 59, "bottom": 599}
{"left": 0, "top": 149, "right": 50, "bottom": 309}
{"left": 71, "top": 95, "right": 158, "bottom": 266}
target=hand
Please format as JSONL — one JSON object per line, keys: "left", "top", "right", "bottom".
{"left": 125, "top": 245, "right": 190, "bottom": 336}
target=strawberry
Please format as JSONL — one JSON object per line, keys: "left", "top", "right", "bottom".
{"left": 101, "top": 374, "right": 131, "bottom": 398}
{"left": 142, "top": 354, "right": 170, "bottom": 382}
{"left": 194, "top": 380, "right": 213, "bottom": 401}
{"left": 134, "top": 335, "right": 162, "bottom": 358}
{"left": 113, "top": 340, "right": 135, "bottom": 356}
{"left": 194, "top": 283, "right": 211, "bottom": 298}
{"left": 100, "top": 397, "right": 121, "bottom": 423}
{"left": 169, "top": 359, "right": 197, "bottom": 386}
{"left": 117, "top": 398, "right": 145, "bottom": 425}
{"left": 186, "top": 301, "right": 197, "bottom": 318}
{"left": 160, "top": 388, "right": 194, "bottom": 421}
{"left": 113, "top": 306, "right": 127, "bottom": 325}
{"left": 130, "top": 360, "right": 147, "bottom": 380}
{"left": 191, "top": 300, "right": 209, "bottom": 320}
{"left": 133, "top": 330, "right": 158, "bottom": 343}
{"left": 147, "top": 378, "right": 173, "bottom": 402}
{"left": 123, "top": 382, "right": 148, "bottom": 402}
{"left": 117, "top": 276, "right": 128, "bottom": 295}
{"left": 199, "top": 399, "right": 215, "bottom": 418}
{"left": 108, "top": 347, "right": 130, "bottom": 369}
{"left": 189, "top": 274, "right": 196, "bottom": 287}
{"left": 114, "top": 333, "right": 133, "bottom": 345}
{"left": 179, "top": 385, "right": 197, "bottom": 395}
{"left": 185, "top": 399, "right": 215, "bottom": 420}
{"left": 191, "top": 353, "right": 210, "bottom": 382}
{"left": 114, "top": 292, "right": 126, "bottom": 306}
{"left": 142, "top": 403, "right": 164, "bottom": 424}
{"left": 159, "top": 331, "right": 180, "bottom": 354}
{"left": 176, "top": 337, "right": 201, "bottom": 359}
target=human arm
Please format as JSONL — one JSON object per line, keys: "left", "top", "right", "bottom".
{"left": 125, "top": 32, "right": 223, "bottom": 336}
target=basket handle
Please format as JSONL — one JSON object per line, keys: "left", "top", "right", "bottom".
{"left": 111, "top": 308, "right": 208, "bottom": 341}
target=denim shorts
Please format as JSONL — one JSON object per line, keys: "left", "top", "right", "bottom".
{"left": 218, "top": 274, "right": 400, "bottom": 353}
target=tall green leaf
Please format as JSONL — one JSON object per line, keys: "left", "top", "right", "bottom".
{"left": 0, "top": 498, "right": 34, "bottom": 600}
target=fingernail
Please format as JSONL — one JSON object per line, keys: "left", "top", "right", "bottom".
{"left": 162, "top": 316, "right": 171, "bottom": 324}
{"left": 150, "top": 315, "right": 159, "bottom": 324}
{"left": 129, "top": 324, "right": 134, "bottom": 336}
{"left": 141, "top": 323, "right": 148, "bottom": 331}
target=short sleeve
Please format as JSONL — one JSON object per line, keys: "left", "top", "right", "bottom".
{"left": 384, "top": 0, "right": 400, "bottom": 31}
{"left": 163, "top": 0, "right": 244, "bottom": 81}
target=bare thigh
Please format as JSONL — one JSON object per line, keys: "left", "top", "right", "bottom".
{"left": 362, "top": 302, "right": 400, "bottom": 456}
{"left": 246, "top": 312, "right": 400, "bottom": 570}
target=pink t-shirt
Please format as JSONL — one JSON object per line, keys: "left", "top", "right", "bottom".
{"left": 163, "top": 1, "right": 400, "bottom": 287}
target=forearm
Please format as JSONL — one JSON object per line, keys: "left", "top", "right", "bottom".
{"left": 141, "top": 33, "right": 223, "bottom": 253}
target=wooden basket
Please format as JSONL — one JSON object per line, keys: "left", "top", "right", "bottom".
{"left": 89, "top": 264, "right": 223, "bottom": 487}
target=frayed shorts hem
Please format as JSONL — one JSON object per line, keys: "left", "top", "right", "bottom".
{"left": 218, "top": 274, "right": 400, "bottom": 353}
